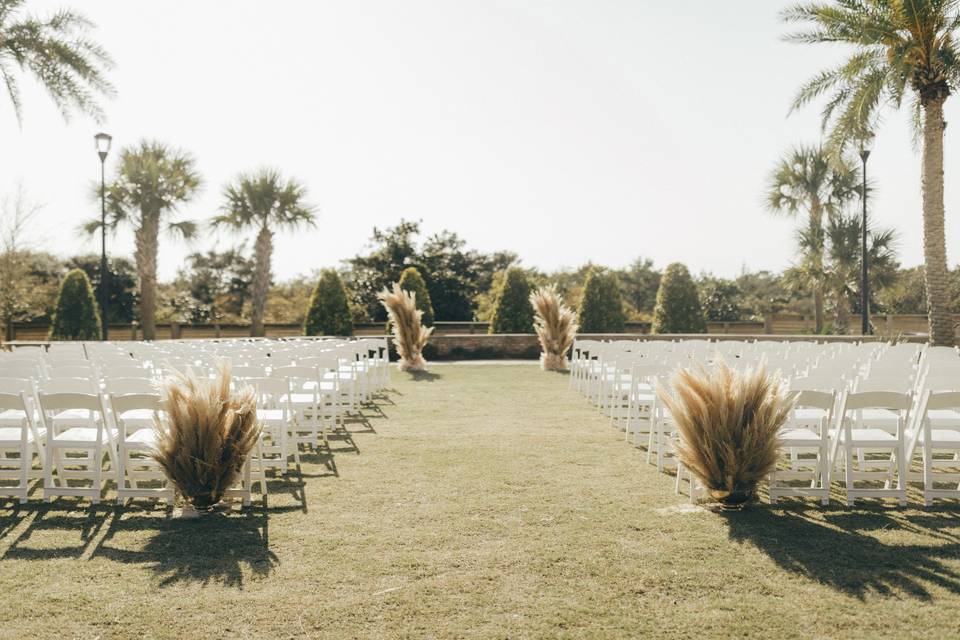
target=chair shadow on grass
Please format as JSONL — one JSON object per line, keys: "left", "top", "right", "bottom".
{"left": 0, "top": 500, "right": 114, "bottom": 560}
{"left": 0, "top": 497, "right": 277, "bottom": 588}
{"left": 407, "top": 370, "right": 441, "bottom": 382}
{"left": 724, "top": 507, "right": 960, "bottom": 601}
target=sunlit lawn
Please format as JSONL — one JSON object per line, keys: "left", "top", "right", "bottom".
{"left": 0, "top": 364, "right": 959, "bottom": 639}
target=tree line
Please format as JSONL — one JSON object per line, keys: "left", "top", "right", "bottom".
{"left": 8, "top": 210, "right": 959, "bottom": 340}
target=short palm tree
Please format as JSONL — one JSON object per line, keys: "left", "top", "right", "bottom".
{"left": 93, "top": 141, "right": 201, "bottom": 340}
{"left": 766, "top": 145, "right": 860, "bottom": 332}
{"left": 0, "top": 0, "right": 113, "bottom": 124}
{"left": 212, "top": 169, "right": 316, "bottom": 336}
{"left": 802, "top": 214, "right": 898, "bottom": 333}
{"left": 784, "top": 0, "right": 960, "bottom": 345}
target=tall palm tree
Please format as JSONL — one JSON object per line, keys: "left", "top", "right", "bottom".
{"left": 92, "top": 141, "right": 201, "bottom": 340}
{"left": 766, "top": 145, "right": 860, "bottom": 332}
{"left": 212, "top": 169, "right": 316, "bottom": 337}
{"left": 784, "top": 0, "right": 960, "bottom": 345}
{"left": 0, "top": 0, "right": 113, "bottom": 124}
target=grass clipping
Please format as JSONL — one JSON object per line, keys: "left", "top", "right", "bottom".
{"left": 152, "top": 364, "right": 262, "bottom": 510}
{"left": 530, "top": 285, "right": 577, "bottom": 371}
{"left": 657, "top": 361, "right": 792, "bottom": 507}
{"left": 378, "top": 283, "right": 434, "bottom": 372}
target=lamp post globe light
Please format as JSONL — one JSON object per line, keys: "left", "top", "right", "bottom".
{"left": 94, "top": 132, "right": 112, "bottom": 341}
{"left": 858, "top": 133, "right": 872, "bottom": 337}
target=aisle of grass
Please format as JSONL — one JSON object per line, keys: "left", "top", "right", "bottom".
{"left": 1, "top": 364, "right": 959, "bottom": 639}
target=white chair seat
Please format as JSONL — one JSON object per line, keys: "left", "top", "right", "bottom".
{"left": 124, "top": 428, "right": 156, "bottom": 446}
{"left": 281, "top": 393, "right": 319, "bottom": 405}
{"left": 0, "top": 409, "right": 33, "bottom": 427}
{"left": 115, "top": 409, "right": 156, "bottom": 427}
{"left": 842, "top": 427, "right": 897, "bottom": 444}
{"left": 52, "top": 427, "right": 116, "bottom": 444}
{"left": 780, "top": 428, "right": 821, "bottom": 442}
{"left": 52, "top": 408, "right": 94, "bottom": 422}
{"left": 257, "top": 408, "right": 288, "bottom": 424}
{"left": 913, "top": 428, "right": 960, "bottom": 444}
{"left": 856, "top": 409, "right": 900, "bottom": 421}
{"left": 792, "top": 408, "right": 828, "bottom": 422}
{"left": 927, "top": 409, "right": 960, "bottom": 427}
{"left": 0, "top": 427, "right": 40, "bottom": 444}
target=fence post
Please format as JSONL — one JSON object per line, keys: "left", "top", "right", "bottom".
{"left": 170, "top": 322, "right": 180, "bottom": 340}
{"left": 763, "top": 315, "right": 773, "bottom": 335}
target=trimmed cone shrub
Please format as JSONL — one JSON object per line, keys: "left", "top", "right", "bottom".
{"left": 489, "top": 267, "right": 534, "bottom": 333}
{"left": 304, "top": 270, "right": 353, "bottom": 336}
{"left": 398, "top": 266, "right": 434, "bottom": 326}
{"left": 379, "top": 283, "right": 434, "bottom": 372}
{"left": 49, "top": 268, "right": 102, "bottom": 341}
{"left": 530, "top": 285, "right": 577, "bottom": 371}
{"left": 577, "top": 268, "right": 626, "bottom": 333}
{"left": 152, "top": 364, "right": 262, "bottom": 510}
{"left": 652, "top": 262, "right": 707, "bottom": 334}
{"left": 657, "top": 361, "right": 793, "bottom": 509}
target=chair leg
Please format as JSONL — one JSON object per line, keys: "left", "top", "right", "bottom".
{"left": 116, "top": 446, "right": 126, "bottom": 505}
{"left": 843, "top": 444, "right": 854, "bottom": 507}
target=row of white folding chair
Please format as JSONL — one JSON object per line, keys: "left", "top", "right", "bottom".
{"left": 572, "top": 344, "right": 952, "bottom": 507}
{"left": 4, "top": 386, "right": 266, "bottom": 506}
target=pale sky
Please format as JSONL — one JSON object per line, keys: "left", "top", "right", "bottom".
{"left": 0, "top": 0, "right": 952, "bottom": 281}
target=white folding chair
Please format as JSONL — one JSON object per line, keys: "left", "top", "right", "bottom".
{"left": 769, "top": 390, "right": 834, "bottom": 505}
{"left": 39, "top": 392, "right": 116, "bottom": 504}
{"left": 831, "top": 390, "right": 910, "bottom": 506}
{"left": 242, "top": 377, "right": 297, "bottom": 475}
{"left": 0, "top": 391, "right": 43, "bottom": 503}
{"left": 908, "top": 390, "right": 960, "bottom": 505}
{"left": 109, "top": 392, "right": 172, "bottom": 504}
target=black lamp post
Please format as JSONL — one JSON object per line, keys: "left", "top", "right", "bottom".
{"left": 94, "top": 132, "right": 112, "bottom": 341}
{"left": 859, "top": 134, "right": 872, "bottom": 336}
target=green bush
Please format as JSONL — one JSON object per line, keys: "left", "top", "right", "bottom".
{"left": 398, "top": 266, "right": 434, "bottom": 326}
{"left": 489, "top": 267, "right": 534, "bottom": 333}
{"left": 303, "top": 270, "right": 353, "bottom": 336}
{"left": 652, "top": 263, "right": 707, "bottom": 334}
{"left": 49, "top": 268, "right": 101, "bottom": 341}
{"left": 578, "top": 268, "right": 627, "bottom": 333}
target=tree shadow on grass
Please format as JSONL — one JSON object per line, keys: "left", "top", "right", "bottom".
{"left": 91, "top": 502, "right": 277, "bottom": 588}
{"left": 724, "top": 507, "right": 960, "bottom": 601}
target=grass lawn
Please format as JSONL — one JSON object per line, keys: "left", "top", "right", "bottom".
{"left": 1, "top": 363, "right": 960, "bottom": 639}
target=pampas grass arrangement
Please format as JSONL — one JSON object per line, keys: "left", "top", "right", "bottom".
{"left": 657, "top": 361, "right": 792, "bottom": 509}
{"left": 530, "top": 285, "right": 577, "bottom": 371}
{"left": 378, "top": 283, "right": 434, "bottom": 372}
{"left": 152, "top": 364, "right": 262, "bottom": 511}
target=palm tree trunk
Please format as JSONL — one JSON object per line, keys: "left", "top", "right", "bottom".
{"left": 135, "top": 213, "right": 160, "bottom": 341}
{"left": 921, "top": 98, "right": 954, "bottom": 346}
{"left": 809, "top": 200, "right": 825, "bottom": 334}
{"left": 835, "top": 292, "right": 850, "bottom": 335}
{"left": 250, "top": 227, "right": 273, "bottom": 337}
{"left": 813, "top": 289, "right": 825, "bottom": 334}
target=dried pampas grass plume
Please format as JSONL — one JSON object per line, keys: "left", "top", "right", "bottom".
{"left": 378, "top": 283, "right": 434, "bottom": 372}
{"left": 151, "top": 363, "right": 262, "bottom": 510}
{"left": 657, "top": 361, "right": 792, "bottom": 508}
{"left": 530, "top": 285, "right": 577, "bottom": 371}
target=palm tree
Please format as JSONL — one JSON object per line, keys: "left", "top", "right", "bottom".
{"left": 0, "top": 0, "right": 113, "bottom": 124}
{"left": 766, "top": 145, "right": 860, "bottom": 332}
{"left": 797, "top": 214, "right": 897, "bottom": 333}
{"left": 784, "top": 0, "right": 960, "bottom": 345}
{"left": 212, "top": 169, "right": 316, "bottom": 336}
{"left": 92, "top": 141, "right": 201, "bottom": 340}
